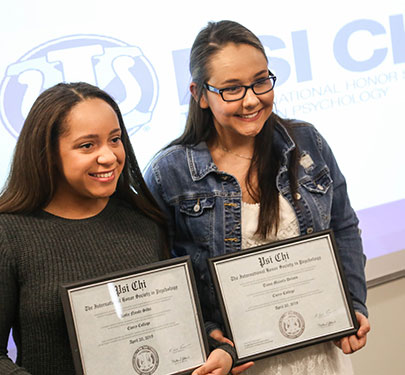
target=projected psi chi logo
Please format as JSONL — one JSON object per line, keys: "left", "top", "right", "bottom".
{"left": 0, "top": 35, "right": 158, "bottom": 138}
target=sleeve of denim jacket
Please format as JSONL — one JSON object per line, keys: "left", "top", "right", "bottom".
{"left": 144, "top": 159, "right": 223, "bottom": 333}
{"left": 144, "top": 161, "right": 175, "bottom": 251}
{"left": 313, "top": 127, "right": 368, "bottom": 318}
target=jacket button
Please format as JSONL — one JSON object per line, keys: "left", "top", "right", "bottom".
{"left": 317, "top": 184, "right": 324, "bottom": 191}
{"left": 193, "top": 203, "right": 200, "bottom": 212}
{"left": 307, "top": 227, "right": 314, "bottom": 234}
{"left": 295, "top": 193, "right": 302, "bottom": 200}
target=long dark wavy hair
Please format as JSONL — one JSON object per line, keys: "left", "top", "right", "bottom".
{"left": 167, "top": 20, "right": 299, "bottom": 238}
{"left": 0, "top": 82, "right": 167, "bottom": 247}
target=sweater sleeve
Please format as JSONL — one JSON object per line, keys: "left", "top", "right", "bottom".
{"left": 207, "top": 336, "right": 236, "bottom": 369}
{"left": 0, "top": 225, "right": 32, "bottom": 374}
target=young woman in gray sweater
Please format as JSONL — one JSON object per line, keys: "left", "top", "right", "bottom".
{"left": 0, "top": 82, "right": 234, "bottom": 375}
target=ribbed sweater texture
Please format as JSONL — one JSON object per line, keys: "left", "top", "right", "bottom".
{"left": 0, "top": 197, "right": 162, "bottom": 374}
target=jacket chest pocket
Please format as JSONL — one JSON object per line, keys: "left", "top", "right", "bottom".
{"left": 178, "top": 197, "right": 216, "bottom": 243}
{"left": 300, "top": 168, "right": 332, "bottom": 194}
{"left": 299, "top": 167, "right": 333, "bottom": 227}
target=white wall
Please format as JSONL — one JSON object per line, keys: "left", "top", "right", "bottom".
{"left": 351, "top": 277, "right": 405, "bottom": 374}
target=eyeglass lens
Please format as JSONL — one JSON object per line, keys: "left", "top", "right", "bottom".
{"left": 222, "top": 77, "right": 275, "bottom": 101}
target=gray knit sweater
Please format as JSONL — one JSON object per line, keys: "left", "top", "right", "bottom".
{"left": 0, "top": 197, "right": 163, "bottom": 375}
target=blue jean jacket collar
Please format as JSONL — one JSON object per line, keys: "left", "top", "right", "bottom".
{"left": 186, "top": 142, "right": 218, "bottom": 181}
{"left": 187, "top": 121, "right": 296, "bottom": 180}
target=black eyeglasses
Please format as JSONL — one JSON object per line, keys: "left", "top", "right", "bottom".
{"left": 204, "top": 70, "right": 277, "bottom": 102}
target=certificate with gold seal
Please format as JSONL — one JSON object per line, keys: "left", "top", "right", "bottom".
{"left": 208, "top": 230, "right": 358, "bottom": 363}
{"left": 61, "top": 256, "right": 208, "bottom": 375}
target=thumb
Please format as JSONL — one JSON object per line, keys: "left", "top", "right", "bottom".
{"left": 210, "top": 329, "right": 234, "bottom": 346}
{"left": 192, "top": 364, "right": 211, "bottom": 375}
{"left": 356, "top": 312, "right": 370, "bottom": 337}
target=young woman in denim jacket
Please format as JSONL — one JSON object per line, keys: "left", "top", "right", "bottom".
{"left": 145, "top": 20, "right": 370, "bottom": 375}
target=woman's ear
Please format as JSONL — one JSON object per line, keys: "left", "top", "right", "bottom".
{"left": 190, "top": 82, "right": 209, "bottom": 109}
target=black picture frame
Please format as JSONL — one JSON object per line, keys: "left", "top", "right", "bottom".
{"left": 208, "top": 230, "right": 359, "bottom": 364}
{"left": 60, "top": 256, "right": 209, "bottom": 375}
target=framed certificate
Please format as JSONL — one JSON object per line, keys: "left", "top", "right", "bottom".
{"left": 208, "top": 230, "right": 358, "bottom": 363}
{"left": 61, "top": 256, "right": 208, "bottom": 375}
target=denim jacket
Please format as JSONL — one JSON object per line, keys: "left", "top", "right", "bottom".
{"left": 144, "top": 120, "right": 368, "bottom": 332}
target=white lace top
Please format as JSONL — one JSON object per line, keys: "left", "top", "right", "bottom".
{"left": 241, "top": 196, "right": 353, "bottom": 375}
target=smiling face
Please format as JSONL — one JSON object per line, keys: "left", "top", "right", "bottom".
{"left": 52, "top": 98, "right": 125, "bottom": 211}
{"left": 198, "top": 43, "right": 274, "bottom": 142}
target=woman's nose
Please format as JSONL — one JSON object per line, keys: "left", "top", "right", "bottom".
{"left": 242, "top": 87, "right": 260, "bottom": 107}
{"left": 97, "top": 145, "right": 117, "bottom": 165}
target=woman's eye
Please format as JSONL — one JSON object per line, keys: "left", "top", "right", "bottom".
{"left": 79, "top": 143, "right": 92, "bottom": 149}
{"left": 225, "top": 86, "right": 243, "bottom": 94}
{"left": 111, "top": 136, "right": 122, "bottom": 143}
{"left": 254, "top": 78, "right": 268, "bottom": 87}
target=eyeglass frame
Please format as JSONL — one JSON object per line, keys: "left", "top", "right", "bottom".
{"left": 203, "top": 70, "right": 277, "bottom": 102}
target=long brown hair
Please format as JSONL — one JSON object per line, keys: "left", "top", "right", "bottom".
{"left": 0, "top": 82, "right": 166, "bottom": 235}
{"left": 168, "top": 20, "right": 299, "bottom": 238}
